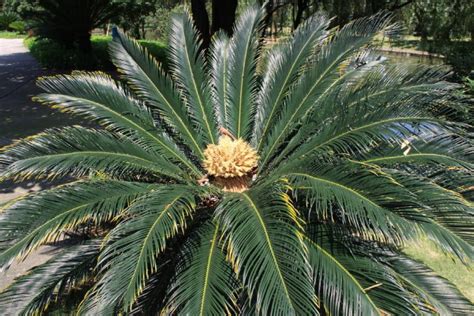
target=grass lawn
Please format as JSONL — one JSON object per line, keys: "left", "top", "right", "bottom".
{"left": 24, "top": 35, "right": 167, "bottom": 70}
{"left": 404, "top": 239, "right": 474, "bottom": 302}
{"left": 0, "top": 31, "right": 26, "bottom": 39}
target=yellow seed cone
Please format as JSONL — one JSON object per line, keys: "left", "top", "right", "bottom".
{"left": 203, "top": 135, "right": 259, "bottom": 192}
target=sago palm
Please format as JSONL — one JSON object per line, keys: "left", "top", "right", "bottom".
{"left": 1, "top": 4, "right": 473, "bottom": 315}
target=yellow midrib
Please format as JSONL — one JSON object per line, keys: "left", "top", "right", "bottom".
{"left": 183, "top": 34, "right": 215, "bottom": 144}
{"left": 199, "top": 224, "right": 220, "bottom": 316}
{"left": 242, "top": 193, "right": 293, "bottom": 307}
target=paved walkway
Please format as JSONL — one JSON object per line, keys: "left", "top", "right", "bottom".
{"left": 0, "top": 39, "right": 78, "bottom": 147}
{"left": 0, "top": 39, "right": 74, "bottom": 291}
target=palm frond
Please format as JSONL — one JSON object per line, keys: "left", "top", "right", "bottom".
{"left": 0, "top": 240, "right": 100, "bottom": 315}
{"left": 110, "top": 29, "right": 205, "bottom": 158}
{"left": 363, "top": 133, "right": 474, "bottom": 169}
{"left": 286, "top": 160, "right": 474, "bottom": 261}
{"left": 82, "top": 186, "right": 196, "bottom": 313}
{"left": 35, "top": 72, "right": 201, "bottom": 176}
{"left": 253, "top": 13, "right": 330, "bottom": 148}
{"left": 209, "top": 31, "right": 230, "bottom": 128}
{"left": 0, "top": 180, "right": 156, "bottom": 267}
{"left": 215, "top": 186, "right": 317, "bottom": 315}
{"left": 166, "top": 222, "right": 238, "bottom": 315}
{"left": 226, "top": 3, "right": 264, "bottom": 139}
{"left": 285, "top": 164, "right": 421, "bottom": 243}
{"left": 387, "top": 253, "right": 474, "bottom": 314}
{"left": 309, "top": 224, "right": 474, "bottom": 314}
{"left": 169, "top": 11, "right": 218, "bottom": 144}
{"left": 268, "top": 64, "right": 461, "bottom": 170}
{"left": 259, "top": 12, "right": 394, "bottom": 168}
{"left": 0, "top": 126, "right": 184, "bottom": 181}
{"left": 305, "top": 236, "right": 380, "bottom": 316}
{"left": 336, "top": 254, "right": 428, "bottom": 314}
{"left": 385, "top": 170, "right": 474, "bottom": 262}
{"left": 279, "top": 114, "right": 458, "bottom": 176}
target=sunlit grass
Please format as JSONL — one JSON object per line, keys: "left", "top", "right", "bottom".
{"left": 404, "top": 239, "right": 474, "bottom": 302}
{"left": 0, "top": 31, "right": 26, "bottom": 39}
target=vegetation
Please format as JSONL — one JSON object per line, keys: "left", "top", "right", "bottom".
{"left": 0, "top": 30, "right": 25, "bottom": 38}
{"left": 25, "top": 35, "right": 167, "bottom": 70}
{"left": 4, "top": 0, "right": 472, "bottom": 76}
{"left": 0, "top": 4, "right": 472, "bottom": 314}
{"left": 0, "top": 11, "right": 18, "bottom": 30}
{"left": 7, "top": 19, "right": 25, "bottom": 33}
{"left": 5, "top": 0, "right": 120, "bottom": 51}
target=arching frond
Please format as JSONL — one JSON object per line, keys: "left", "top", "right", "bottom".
{"left": 110, "top": 29, "right": 205, "bottom": 158}
{"left": 259, "top": 12, "right": 395, "bottom": 169}
{"left": 0, "top": 180, "right": 156, "bottom": 268}
{"left": 337, "top": 254, "right": 430, "bottom": 314}
{"left": 0, "top": 240, "right": 100, "bottom": 315}
{"left": 285, "top": 163, "right": 421, "bottom": 244}
{"left": 0, "top": 126, "right": 184, "bottom": 181}
{"left": 169, "top": 12, "right": 218, "bottom": 144}
{"left": 215, "top": 187, "right": 317, "bottom": 315}
{"left": 279, "top": 115, "right": 458, "bottom": 176}
{"left": 309, "top": 225, "right": 474, "bottom": 314}
{"left": 363, "top": 133, "right": 474, "bottom": 169}
{"left": 270, "top": 63, "right": 460, "bottom": 167}
{"left": 384, "top": 170, "right": 474, "bottom": 262}
{"left": 82, "top": 186, "right": 195, "bottom": 313}
{"left": 286, "top": 161, "right": 474, "bottom": 261}
{"left": 35, "top": 72, "right": 201, "bottom": 176}
{"left": 305, "top": 236, "right": 380, "bottom": 316}
{"left": 166, "top": 222, "right": 238, "bottom": 315}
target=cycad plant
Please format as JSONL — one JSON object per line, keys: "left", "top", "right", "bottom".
{"left": 1, "top": 4, "right": 473, "bottom": 315}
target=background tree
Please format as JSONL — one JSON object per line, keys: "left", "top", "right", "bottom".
{"left": 404, "top": 0, "right": 474, "bottom": 43}
{"left": 5, "top": 0, "right": 120, "bottom": 51}
{"left": 111, "top": 0, "right": 159, "bottom": 39}
{"left": 190, "top": 0, "right": 238, "bottom": 47}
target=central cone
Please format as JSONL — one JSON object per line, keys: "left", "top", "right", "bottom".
{"left": 203, "top": 135, "right": 259, "bottom": 192}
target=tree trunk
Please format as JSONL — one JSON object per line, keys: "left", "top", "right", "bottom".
{"left": 293, "top": 0, "right": 307, "bottom": 30}
{"left": 211, "top": 0, "right": 238, "bottom": 36}
{"left": 191, "top": 0, "right": 211, "bottom": 48}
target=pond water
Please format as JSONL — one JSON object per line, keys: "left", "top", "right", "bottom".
{"left": 380, "top": 50, "right": 445, "bottom": 66}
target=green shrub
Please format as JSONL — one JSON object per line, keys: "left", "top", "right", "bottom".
{"left": 440, "top": 42, "right": 474, "bottom": 78}
{"left": 25, "top": 35, "right": 167, "bottom": 70}
{"left": 8, "top": 20, "right": 26, "bottom": 33}
{"left": 464, "top": 77, "right": 474, "bottom": 94}
{"left": 0, "top": 12, "right": 18, "bottom": 30}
